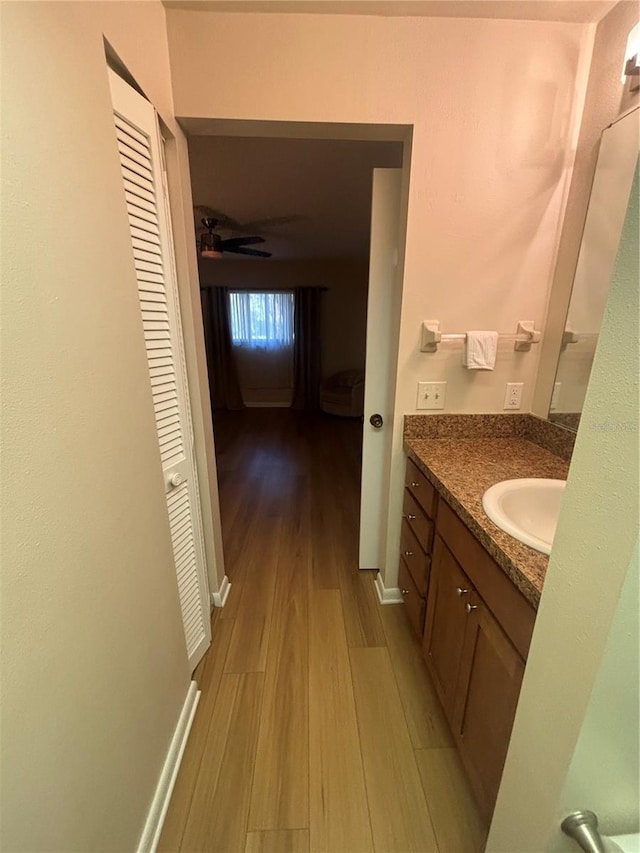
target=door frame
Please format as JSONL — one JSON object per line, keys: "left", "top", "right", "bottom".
{"left": 175, "top": 118, "right": 413, "bottom": 601}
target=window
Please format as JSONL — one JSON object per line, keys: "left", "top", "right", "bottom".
{"left": 229, "top": 291, "right": 294, "bottom": 350}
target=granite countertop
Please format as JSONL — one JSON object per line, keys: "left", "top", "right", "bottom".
{"left": 405, "top": 437, "right": 570, "bottom": 609}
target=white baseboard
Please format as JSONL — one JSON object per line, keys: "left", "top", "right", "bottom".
{"left": 211, "top": 574, "right": 231, "bottom": 608}
{"left": 374, "top": 571, "right": 404, "bottom": 605}
{"left": 137, "top": 681, "right": 200, "bottom": 853}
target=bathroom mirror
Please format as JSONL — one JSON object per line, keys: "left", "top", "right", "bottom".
{"left": 548, "top": 107, "right": 639, "bottom": 431}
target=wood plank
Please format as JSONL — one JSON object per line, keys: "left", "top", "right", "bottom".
{"left": 175, "top": 673, "right": 241, "bottom": 851}
{"left": 248, "top": 478, "right": 310, "bottom": 830}
{"left": 158, "top": 617, "right": 235, "bottom": 851}
{"left": 245, "top": 829, "right": 310, "bottom": 853}
{"left": 349, "top": 646, "right": 439, "bottom": 852}
{"left": 309, "top": 590, "right": 374, "bottom": 853}
{"left": 339, "top": 568, "right": 387, "bottom": 648}
{"left": 224, "top": 515, "right": 281, "bottom": 673}
{"left": 180, "top": 672, "right": 264, "bottom": 852}
{"left": 381, "top": 603, "right": 453, "bottom": 750}
{"left": 415, "top": 748, "right": 488, "bottom": 853}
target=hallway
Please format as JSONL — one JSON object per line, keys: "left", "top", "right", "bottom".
{"left": 159, "top": 410, "right": 486, "bottom": 852}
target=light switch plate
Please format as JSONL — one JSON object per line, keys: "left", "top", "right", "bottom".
{"left": 417, "top": 381, "right": 446, "bottom": 410}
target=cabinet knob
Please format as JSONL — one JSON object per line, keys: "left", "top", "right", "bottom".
{"left": 404, "top": 550, "right": 413, "bottom": 557}
{"left": 411, "top": 481, "right": 420, "bottom": 488}
{"left": 456, "top": 587, "right": 468, "bottom": 596}
{"left": 406, "top": 513, "right": 416, "bottom": 520}
{"left": 401, "top": 589, "right": 410, "bottom": 596}
{"left": 168, "top": 472, "right": 184, "bottom": 488}
{"left": 466, "top": 603, "right": 478, "bottom": 613}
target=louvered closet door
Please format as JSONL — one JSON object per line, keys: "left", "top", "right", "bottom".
{"left": 108, "top": 70, "right": 211, "bottom": 671}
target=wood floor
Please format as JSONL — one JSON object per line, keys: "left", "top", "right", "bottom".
{"left": 159, "top": 409, "right": 487, "bottom": 853}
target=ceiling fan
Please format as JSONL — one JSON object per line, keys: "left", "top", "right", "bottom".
{"left": 198, "top": 217, "right": 271, "bottom": 259}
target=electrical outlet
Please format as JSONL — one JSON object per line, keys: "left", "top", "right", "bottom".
{"left": 550, "top": 382, "right": 561, "bottom": 411}
{"left": 417, "top": 381, "right": 446, "bottom": 410}
{"left": 504, "top": 382, "right": 523, "bottom": 410}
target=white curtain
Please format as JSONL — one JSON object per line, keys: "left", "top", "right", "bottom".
{"left": 229, "top": 291, "right": 295, "bottom": 392}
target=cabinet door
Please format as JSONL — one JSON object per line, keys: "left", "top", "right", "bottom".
{"left": 422, "top": 536, "right": 472, "bottom": 719}
{"left": 400, "top": 520, "right": 430, "bottom": 596}
{"left": 452, "top": 598, "right": 525, "bottom": 819}
{"left": 398, "top": 557, "right": 426, "bottom": 637}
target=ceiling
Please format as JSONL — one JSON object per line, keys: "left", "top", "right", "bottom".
{"left": 164, "top": 1, "right": 616, "bottom": 24}
{"left": 188, "top": 135, "right": 403, "bottom": 260}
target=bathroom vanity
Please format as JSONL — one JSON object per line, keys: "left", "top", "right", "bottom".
{"left": 400, "top": 415, "right": 572, "bottom": 819}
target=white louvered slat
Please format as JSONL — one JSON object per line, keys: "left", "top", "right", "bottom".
{"left": 135, "top": 260, "right": 164, "bottom": 277}
{"left": 128, "top": 215, "right": 161, "bottom": 237}
{"left": 119, "top": 145, "right": 153, "bottom": 176}
{"left": 165, "top": 483, "right": 205, "bottom": 656}
{"left": 131, "top": 226, "right": 161, "bottom": 246}
{"left": 111, "top": 72, "right": 211, "bottom": 671}
{"left": 126, "top": 194, "right": 158, "bottom": 220}
{"left": 134, "top": 246, "right": 163, "bottom": 265}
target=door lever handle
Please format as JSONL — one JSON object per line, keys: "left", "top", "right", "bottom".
{"left": 561, "top": 811, "right": 606, "bottom": 853}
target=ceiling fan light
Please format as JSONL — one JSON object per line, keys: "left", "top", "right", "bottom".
{"left": 200, "top": 231, "right": 223, "bottom": 259}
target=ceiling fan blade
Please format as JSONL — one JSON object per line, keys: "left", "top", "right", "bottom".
{"left": 220, "top": 235, "right": 265, "bottom": 248}
{"left": 224, "top": 246, "right": 272, "bottom": 258}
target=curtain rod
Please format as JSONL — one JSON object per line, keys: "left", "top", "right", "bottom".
{"left": 199, "top": 285, "right": 328, "bottom": 292}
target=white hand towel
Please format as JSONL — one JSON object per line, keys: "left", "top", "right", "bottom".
{"left": 463, "top": 331, "right": 499, "bottom": 370}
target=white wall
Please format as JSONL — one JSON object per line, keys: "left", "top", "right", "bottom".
{"left": 0, "top": 3, "right": 210, "bottom": 849}
{"left": 166, "top": 7, "right": 592, "bottom": 586}
{"left": 167, "top": 9, "right": 593, "bottom": 415}
{"left": 488, "top": 163, "right": 639, "bottom": 851}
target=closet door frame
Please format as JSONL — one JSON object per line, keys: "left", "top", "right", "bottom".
{"left": 108, "top": 69, "right": 211, "bottom": 670}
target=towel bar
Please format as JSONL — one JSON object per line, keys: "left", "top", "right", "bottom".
{"left": 420, "top": 320, "right": 541, "bottom": 353}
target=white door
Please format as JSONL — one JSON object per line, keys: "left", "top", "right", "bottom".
{"left": 108, "top": 70, "right": 211, "bottom": 670}
{"left": 359, "top": 168, "right": 402, "bottom": 569}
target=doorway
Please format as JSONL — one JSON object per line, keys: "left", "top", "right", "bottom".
{"left": 182, "top": 124, "right": 409, "bottom": 586}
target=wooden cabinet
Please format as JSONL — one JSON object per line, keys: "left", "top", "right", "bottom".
{"left": 399, "top": 459, "right": 438, "bottom": 635}
{"left": 402, "top": 454, "right": 536, "bottom": 821}
{"left": 398, "top": 558, "right": 426, "bottom": 638}
{"left": 453, "top": 597, "right": 525, "bottom": 818}
{"left": 421, "top": 530, "right": 528, "bottom": 818}
{"left": 422, "top": 536, "right": 471, "bottom": 719}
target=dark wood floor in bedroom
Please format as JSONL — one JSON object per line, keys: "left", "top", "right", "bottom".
{"left": 159, "top": 408, "right": 486, "bottom": 853}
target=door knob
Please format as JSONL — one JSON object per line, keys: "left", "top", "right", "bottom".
{"left": 369, "top": 413, "right": 383, "bottom": 429}
{"left": 168, "top": 472, "right": 184, "bottom": 488}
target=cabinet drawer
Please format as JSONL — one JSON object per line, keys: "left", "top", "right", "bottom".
{"left": 400, "top": 520, "right": 430, "bottom": 596}
{"left": 399, "top": 557, "right": 426, "bottom": 637}
{"left": 403, "top": 489, "right": 434, "bottom": 553}
{"left": 405, "top": 458, "right": 437, "bottom": 519}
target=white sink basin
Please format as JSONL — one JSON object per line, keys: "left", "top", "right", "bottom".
{"left": 482, "top": 478, "right": 566, "bottom": 555}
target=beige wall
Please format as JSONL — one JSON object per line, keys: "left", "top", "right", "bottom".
{"left": 533, "top": 0, "right": 640, "bottom": 416}
{"left": 167, "top": 9, "right": 593, "bottom": 417}
{"left": 166, "top": 7, "right": 593, "bottom": 586}
{"left": 488, "top": 164, "right": 639, "bottom": 851}
{"left": 200, "top": 258, "right": 369, "bottom": 380}
{"left": 0, "top": 3, "right": 209, "bottom": 849}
